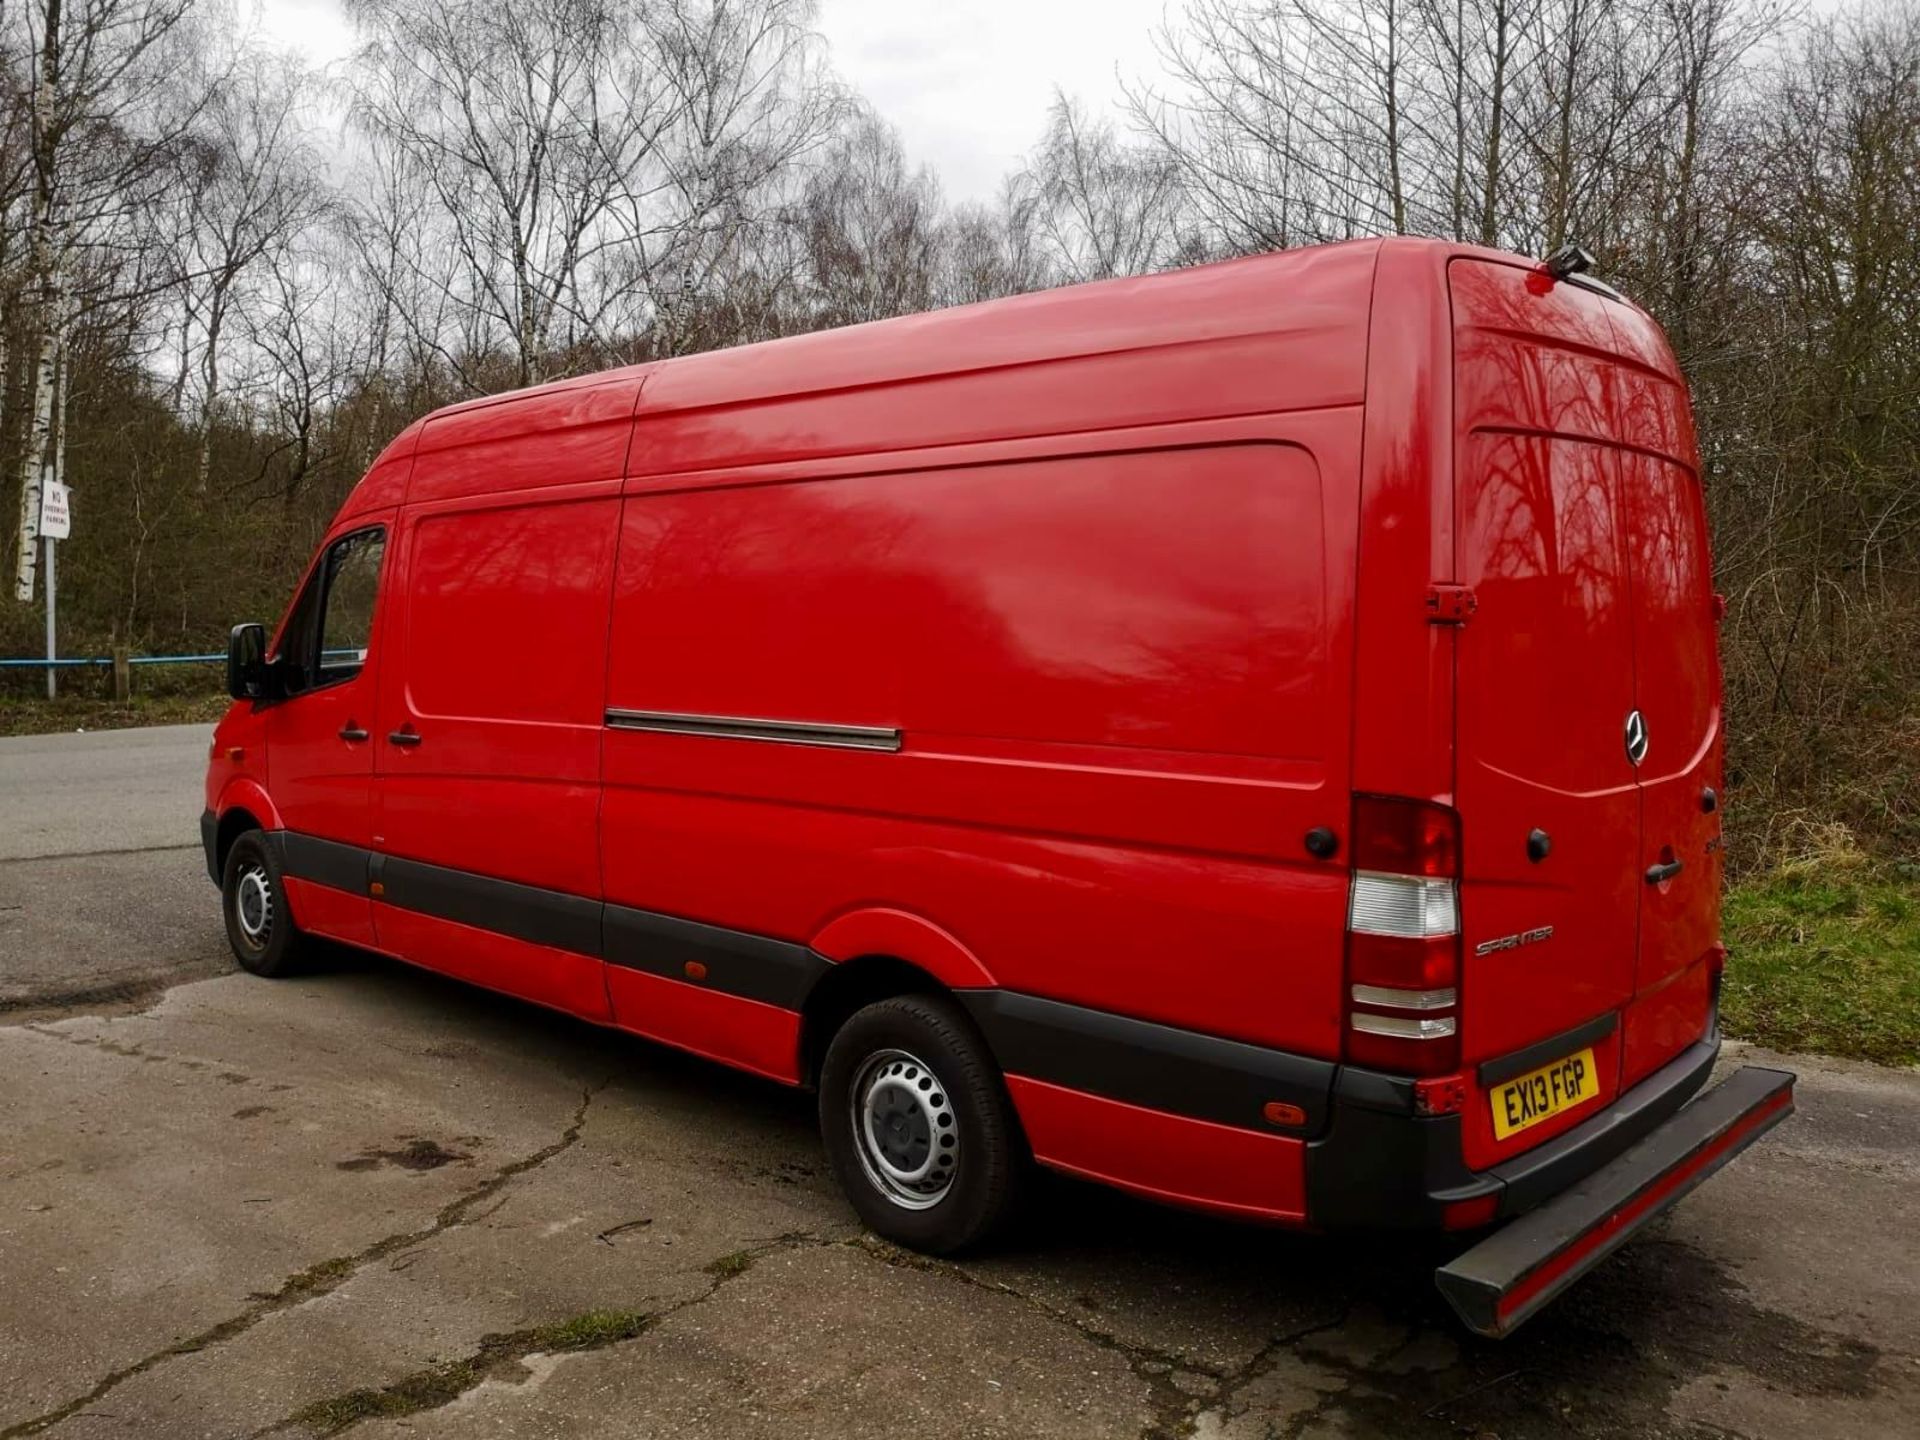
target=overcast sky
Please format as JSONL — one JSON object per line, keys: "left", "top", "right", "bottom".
{"left": 250, "top": 0, "right": 1171, "bottom": 205}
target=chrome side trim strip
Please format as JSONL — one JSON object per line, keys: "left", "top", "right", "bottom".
{"left": 604, "top": 708, "right": 902, "bottom": 752}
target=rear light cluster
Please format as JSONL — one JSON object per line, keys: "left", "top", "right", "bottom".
{"left": 1345, "top": 795, "right": 1462, "bottom": 1076}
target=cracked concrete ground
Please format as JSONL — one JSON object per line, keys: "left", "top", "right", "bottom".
{"left": 3, "top": 727, "right": 1919, "bottom": 1439}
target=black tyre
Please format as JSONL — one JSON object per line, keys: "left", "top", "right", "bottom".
{"left": 221, "top": 830, "right": 305, "bottom": 978}
{"left": 819, "top": 994, "right": 1026, "bottom": 1253}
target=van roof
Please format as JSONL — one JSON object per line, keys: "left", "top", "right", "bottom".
{"left": 359, "top": 235, "right": 1654, "bottom": 487}
{"left": 425, "top": 235, "right": 1390, "bottom": 426}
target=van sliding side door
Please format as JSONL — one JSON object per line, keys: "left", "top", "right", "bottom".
{"left": 368, "top": 490, "right": 621, "bottom": 1019}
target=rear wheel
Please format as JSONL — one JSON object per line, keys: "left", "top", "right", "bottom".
{"left": 819, "top": 994, "right": 1026, "bottom": 1253}
{"left": 221, "top": 830, "right": 305, "bottom": 978}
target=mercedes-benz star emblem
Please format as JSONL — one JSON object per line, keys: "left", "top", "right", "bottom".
{"left": 1624, "top": 709, "right": 1649, "bottom": 766}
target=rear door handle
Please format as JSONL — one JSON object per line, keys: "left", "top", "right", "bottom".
{"left": 1646, "top": 860, "right": 1684, "bottom": 884}
{"left": 388, "top": 727, "right": 422, "bottom": 747}
{"left": 338, "top": 724, "right": 369, "bottom": 742}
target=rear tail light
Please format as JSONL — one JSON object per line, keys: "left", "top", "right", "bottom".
{"left": 1345, "top": 795, "right": 1462, "bottom": 1075}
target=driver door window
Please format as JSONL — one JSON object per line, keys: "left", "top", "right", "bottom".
{"left": 279, "top": 528, "right": 386, "bottom": 696}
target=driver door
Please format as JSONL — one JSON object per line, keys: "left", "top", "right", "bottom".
{"left": 264, "top": 520, "right": 392, "bottom": 947}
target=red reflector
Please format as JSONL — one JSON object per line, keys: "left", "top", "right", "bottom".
{"left": 1414, "top": 1075, "right": 1468, "bottom": 1117}
{"left": 1352, "top": 795, "right": 1459, "bottom": 877}
{"left": 1443, "top": 1194, "right": 1499, "bottom": 1232}
{"left": 1347, "top": 1027, "right": 1460, "bottom": 1076}
{"left": 684, "top": 960, "right": 708, "bottom": 981}
{"left": 1261, "top": 1100, "right": 1307, "bottom": 1129}
{"left": 1349, "top": 932, "right": 1458, "bottom": 992}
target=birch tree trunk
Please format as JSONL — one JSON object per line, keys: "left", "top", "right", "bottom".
{"left": 195, "top": 295, "right": 221, "bottom": 491}
{"left": 12, "top": 316, "right": 55, "bottom": 603}
{"left": 13, "top": 0, "right": 62, "bottom": 604}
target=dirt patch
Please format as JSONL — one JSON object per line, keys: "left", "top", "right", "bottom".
{"left": 0, "top": 968, "right": 224, "bottom": 1026}
{"left": 336, "top": 1139, "right": 473, "bottom": 1174}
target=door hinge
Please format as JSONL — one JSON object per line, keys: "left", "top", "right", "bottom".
{"left": 1425, "top": 583, "right": 1477, "bottom": 624}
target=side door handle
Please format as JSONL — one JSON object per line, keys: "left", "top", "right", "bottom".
{"left": 338, "top": 724, "right": 370, "bottom": 742}
{"left": 387, "top": 726, "right": 422, "bottom": 747}
{"left": 1645, "top": 859, "right": 1684, "bottom": 884}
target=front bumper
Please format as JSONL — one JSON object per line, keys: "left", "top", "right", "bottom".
{"left": 200, "top": 808, "right": 220, "bottom": 885}
{"left": 1435, "top": 1064, "right": 1795, "bottom": 1336}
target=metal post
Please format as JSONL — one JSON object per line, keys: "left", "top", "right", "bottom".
{"left": 44, "top": 534, "right": 56, "bottom": 700}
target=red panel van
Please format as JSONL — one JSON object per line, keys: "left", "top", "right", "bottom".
{"left": 202, "top": 238, "right": 1792, "bottom": 1335}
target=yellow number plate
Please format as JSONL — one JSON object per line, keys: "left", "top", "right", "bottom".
{"left": 1491, "top": 1047, "right": 1600, "bottom": 1140}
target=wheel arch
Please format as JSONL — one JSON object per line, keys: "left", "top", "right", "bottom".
{"left": 798, "top": 954, "right": 955, "bottom": 1087}
{"left": 212, "top": 775, "right": 281, "bottom": 866}
{"left": 213, "top": 804, "right": 272, "bottom": 878}
{"left": 800, "top": 908, "right": 1000, "bottom": 1085}
{"left": 808, "top": 907, "right": 994, "bottom": 988}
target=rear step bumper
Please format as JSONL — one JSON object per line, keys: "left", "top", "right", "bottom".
{"left": 1435, "top": 1065, "right": 1795, "bottom": 1337}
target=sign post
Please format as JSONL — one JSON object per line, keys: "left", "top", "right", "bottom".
{"left": 39, "top": 481, "right": 70, "bottom": 700}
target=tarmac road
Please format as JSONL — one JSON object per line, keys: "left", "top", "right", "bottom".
{"left": 0, "top": 723, "right": 1916, "bottom": 1439}
{"left": 0, "top": 723, "right": 229, "bottom": 1020}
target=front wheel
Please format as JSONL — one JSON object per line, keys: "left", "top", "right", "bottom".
{"left": 819, "top": 994, "right": 1026, "bottom": 1253}
{"left": 221, "top": 830, "right": 305, "bottom": 978}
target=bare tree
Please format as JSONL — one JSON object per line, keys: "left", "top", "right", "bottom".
{"left": 634, "top": 0, "right": 842, "bottom": 356}
{"left": 789, "top": 108, "right": 941, "bottom": 326}
{"left": 8, "top": 0, "right": 201, "bottom": 603}
{"left": 168, "top": 46, "right": 324, "bottom": 490}
{"left": 938, "top": 186, "right": 1048, "bottom": 306}
{"left": 1012, "top": 91, "right": 1187, "bottom": 281}
{"left": 345, "top": 0, "right": 836, "bottom": 388}
{"left": 345, "top": 0, "right": 678, "bottom": 390}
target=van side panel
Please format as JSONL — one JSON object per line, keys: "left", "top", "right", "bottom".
{"left": 604, "top": 968, "right": 805, "bottom": 1084}
{"left": 371, "top": 905, "right": 610, "bottom": 1020}
{"left": 1006, "top": 1076, "right": 1308, "bottom": 1223}
{"left": 602, "top": 414, "right": 1361, "bottom": 1061}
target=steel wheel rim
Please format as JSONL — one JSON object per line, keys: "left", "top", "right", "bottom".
{"left": 850, "top": 1047, "right": 959, "bottom": 1210}
{"left": 235, "top": 863, "right": 273, "bottom": 949}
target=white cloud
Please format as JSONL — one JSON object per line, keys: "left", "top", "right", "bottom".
{"left": 249, "top": 0, "right": 1171, "bottom": 204}
{"left": 817, "top": 0, "right": 1168, "bottom": 202}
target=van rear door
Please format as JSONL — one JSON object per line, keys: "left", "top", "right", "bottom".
{"left": 1453, "top": 430, "right": 1641, "bottom": 1070}
{"left": 1450, "top": 258, "right": 1641, "bottom": 1068}
{"left": 1618, "top": 448, "right": 1723, "bottom": 1083}
{"left": 1448, "top": 257, "right": 1723, "bottom": 1162}
{"left": 1448, "top": 260, "right": 1645, "bottom": 1164}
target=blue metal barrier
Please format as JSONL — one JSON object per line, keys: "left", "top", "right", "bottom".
{"left": 0, "top": 654, "right": 225, "bottom": 669}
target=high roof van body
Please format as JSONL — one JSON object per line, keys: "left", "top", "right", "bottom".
{"left": 203, "top": 237, "right": 1792, "bottom": 1334}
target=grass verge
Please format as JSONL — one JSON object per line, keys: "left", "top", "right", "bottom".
{"left": 0, "top": 690, "right": 229, "bottom": 736}
{"left": 290, "top": 1309, "right": 655, "bottom": 1434}
{"left": 1723, "top": 861, "right": 1920, "bottom": 1067}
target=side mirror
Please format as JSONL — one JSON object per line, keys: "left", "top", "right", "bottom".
{"left": 227, "top": 623, "right": 270, "bottom": 701}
